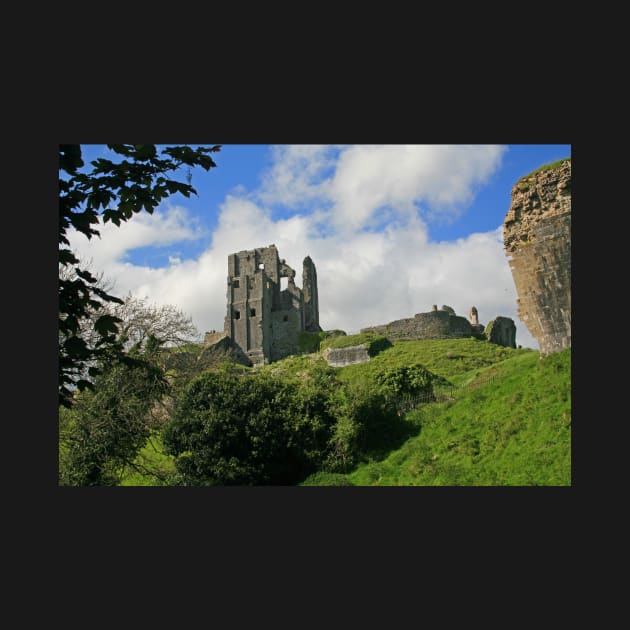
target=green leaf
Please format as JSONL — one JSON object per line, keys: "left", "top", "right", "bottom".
{"left": 59, "top": 249, "right": 78, "bottom": 265}
{"left": 64, "top": 336, "right": 91, "bottom": 359}
{"left": 92, "top": 287, "right": 124, "bottom": 304}
{"left": 134, "top": 145, "right": 157, "bottom": 160}
{"left": 59, "top": 145, "right": 84, "bottom": 174}
{"left": 102, "top": 209, "right": 122, "bottom": 226}
{"left": 94, "top": 314, "right": 122, "bottom": 337}
{"left": 75, "top": 268, "right": 96, "bottom": 283}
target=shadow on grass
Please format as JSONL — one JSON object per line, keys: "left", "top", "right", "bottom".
{"left": 358, "top": 409, "right": 425, "bottom": 466}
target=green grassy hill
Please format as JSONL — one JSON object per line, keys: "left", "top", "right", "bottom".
{"left": 329, "top": 335, "right": 529, "bottom": 386}
{"left": 117, "top": 336, "right": 570, "bottom": 486}
{"left": 302, "top": 342, "right": 571, "bottom": 486}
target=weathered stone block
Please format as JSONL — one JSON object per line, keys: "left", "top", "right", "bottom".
{"left": 486, "top": 316, "right": 517, "bottom": 348}
{"left": 322, "top": 344, "right": 371, "bottom": 367}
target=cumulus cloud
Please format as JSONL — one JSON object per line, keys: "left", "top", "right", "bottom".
{"left": 66, "top": 145, "right": 538, "bottom": 349}
{"left": 328, "top": 144, "right": 506, "bottom": 232}
{"left": 257, "top": 145, "right": 339, "bottom": 208}
{"left": 67, "top": 205, "right": 203, "bottom": 273}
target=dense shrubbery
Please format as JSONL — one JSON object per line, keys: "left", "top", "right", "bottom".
{"left": 62, "top": 333, "right": 560, "bottom": 486}
{"left": 162, "top": 364, "right": 338, "bottom": 485}
{"left": 59, "top": 347, "right": 169, "bottom": 486}
{"left": 375, "top": 364, "right": 450, "bottom": 400}
{"left": 160, "top": 356, "right": 435, "bottom": 484}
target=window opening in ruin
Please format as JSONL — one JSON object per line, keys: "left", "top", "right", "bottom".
{"left": 233, "top": 279, "right": 240, "bottom": 288}
{"left": 283, "top": 315, "right": 288, "bottom": 322}
{"left": 250, "top": 308, "right": 256, "bottom": 317}
{"left": 280, "top": 277, "right": 288, "bottom": 291}
{"left": 249, "top": 277, "right": 255, "bottom": 289}
{"left": 258, "top": 263, "right": 265, "bottom": 270}
{"left": 234, "top": 310, "right": 241, "bottom": 320}
{"left": 266, "top": 281, "right": 270, "bottom": 289}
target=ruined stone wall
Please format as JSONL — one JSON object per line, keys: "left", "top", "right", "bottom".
{"left": 223, "top": 245, "right": 320, "bottom": 364}
{"left": 322, "top": 344, "right": 371, "bottom": 367}
{"left": 302, "top": 255, "right": 320, "bottom": 332}
{"left": 224, "top": 248, "right": 272, "bottom": 364}
{"left": 204, "top": 330, "right": 227, "bottom": 345}
{"left": 486, "top": 317, "right": 517, "bottom": 349}
{"left": 504, "top": 159, "right": 571, "bottom": 354}
{"left": 361, "top": 308, "right": 473, "bottom": 340}
{"left": 270, "top": 308, "right": 303, "bottom": 362}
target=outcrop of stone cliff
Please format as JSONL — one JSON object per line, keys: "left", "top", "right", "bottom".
{"left": 503, "top": 158, "right": 571, "bottom": 354}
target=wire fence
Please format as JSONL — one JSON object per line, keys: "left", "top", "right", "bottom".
{"left": 396, "top": 374, "right": 495, "bottom": 414}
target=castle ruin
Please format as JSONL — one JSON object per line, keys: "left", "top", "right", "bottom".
{"left": 219, "top": 244, "right": 321, "bottom": 365}
{"left": 503, "top": 158, "right": 571, "bottom": 355}
{"left": 361, "top": 305, "right": 515, "bottom": 348}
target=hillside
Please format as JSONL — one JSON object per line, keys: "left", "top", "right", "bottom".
{"left": 301, "top": 345, "right": 571, "bottom": 486}
{"left": 327, "top": 335, "right": 529, "bottom": 386}
{"left": 115, "top": 336, "right": 570, "bottom": 486}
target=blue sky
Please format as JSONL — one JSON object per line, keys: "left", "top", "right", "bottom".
{"left": 70, "top": 144, "right": 571, "bottom": 349}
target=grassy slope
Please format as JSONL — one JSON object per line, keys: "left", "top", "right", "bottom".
{"left": 343, "top": 347, "right": 571, "bottom": 486}
{"left": 336, "top": 337, "right": 530, "bottom": 386}
{"left": 119, "top": 432, "right": 177, "bottom": 486}
{"left": 118, "top": 337, "right": 571, "bottom": 486}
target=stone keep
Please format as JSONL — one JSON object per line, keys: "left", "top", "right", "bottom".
{"left": 503, "top": 159, "right": 571, "bottom": 355}
{"left": 224, "top": 244, "right": 321, "bottom": 365}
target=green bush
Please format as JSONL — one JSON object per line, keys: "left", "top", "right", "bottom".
{"left": 59, "top": 355, "right": 168, "bottom": 486}
{"left": 375, "top": 364, "right": 449, "bottom": 401}
{"left": 162, "top": 366, "right": 338, "bottom": 485}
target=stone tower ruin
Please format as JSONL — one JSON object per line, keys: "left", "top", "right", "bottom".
{"left": 469, "top": 306, "right": 479, "bottom": 326}
{"left": 503, "top": 158, "right": 571, "bottom": 354}
{"left": 224, "top": 244, "right": 321, "bottom": 365}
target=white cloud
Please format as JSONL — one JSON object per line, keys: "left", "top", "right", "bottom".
{"left": 257, "top": 145, "right": 339, "bottom": 208}
{"left": 328, "top": 144, "right": 506, "bottom": 232}
{"left": 66, "top": 145, "right": 538, "bottom": 349}
{"left": 67, "top": 205, "right": 203, "bottom": 273}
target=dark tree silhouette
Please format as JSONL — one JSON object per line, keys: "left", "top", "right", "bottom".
{"left": 59, "top": 144, "right": 220, "bottom": 406}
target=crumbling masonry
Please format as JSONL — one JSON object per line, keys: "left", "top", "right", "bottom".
{"left": 220, "top": 244, "right": 321, "bottom": 365}
{"left": 503, "top": 159, "right": 571, "bottom": 355}
{"left": 361, "top": 304, "right": 516, "bottom": 348}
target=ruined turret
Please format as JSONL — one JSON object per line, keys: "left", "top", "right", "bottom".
{"left": 302, "top": 255, "right": 321, "bottom": 332}
{"left": 469, "top": 306, "right": 479, "bottom": 326}
{"left": 503, "top": 158, "right": 571, "bottom": 354}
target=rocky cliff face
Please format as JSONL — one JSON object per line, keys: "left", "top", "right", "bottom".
{"left": 503, "top": 159, "right": 571, "bottom": 354}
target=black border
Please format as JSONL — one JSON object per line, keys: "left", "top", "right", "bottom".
{"left": 20, "top": 85, "right": 587, "bottom": 604}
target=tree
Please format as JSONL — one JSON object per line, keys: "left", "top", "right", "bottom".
{"left": 61, "top": 257, "right": 200, "bottom": 350}
{"left": 59, "top": 144, "right": 220, "bottom": 407}
{"left": 162, "top": 365, "right": 339, "bottom": 485}
{"left": 113, "top": 293, "right": 201, "bottom": 351}
{"left": 59, "top": 337, "right": 169, "bottom": 486}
